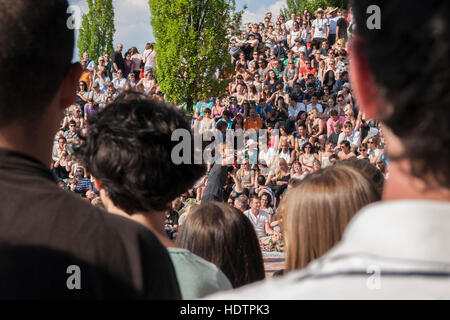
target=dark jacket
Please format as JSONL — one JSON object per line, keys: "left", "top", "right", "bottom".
{"left": 0, "top": 148, "right": 181, "bottom": 299}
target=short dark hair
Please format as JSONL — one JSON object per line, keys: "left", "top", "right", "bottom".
{"left": 336, "top": 158, "right": 384, "bottom": 195}
{"left": 353, "top": 0, "right": 449, "bottom": 188}
{"left": 249, "top": 194, "right": 260, "bottom": 203}
{"left": 78, "top": 95, "right": 206, "bottom": 213}
{"left": 257, "top": 175, "right": 266, "bottom": 185}
{"left": 340, "top": 140, "right": 351, "bottom": 148}
{"left": 0, "top": 0, "right": 74, "bottom": 126}
{"left": 222, "top": 110, "right": 232, "bottom": 118}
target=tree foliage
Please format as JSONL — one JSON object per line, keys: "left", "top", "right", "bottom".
{"left": 149, "top": 0, "right": 244, "bottom": 110}
{"left": 77, "top": 0, "right": 115, "bottom": 62}
{"left": 280, "top": 0, "right": 305, "bottom": 18}
{"left": 281, "top": 0, "right": 348, "bottom": 17}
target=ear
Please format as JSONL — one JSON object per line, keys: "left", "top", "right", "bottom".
{"left": 93, "top": 177, "right": 103, "bottom": 191}
{"left": 349, "top": 37, "right": 379, "bottom": 120}
{"left": 58, "top": 63, "right": 82, "bottom": 112}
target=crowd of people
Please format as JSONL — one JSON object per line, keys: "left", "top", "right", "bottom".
{"left": 1, "top": 0, "right": 448, "bottom": 300}
{"left": 53, "top": 6, "right": 389, "bottom": 254}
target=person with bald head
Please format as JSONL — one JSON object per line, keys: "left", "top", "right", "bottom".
{"left": 112, "top": 43, "right": 124, "bottom": 79}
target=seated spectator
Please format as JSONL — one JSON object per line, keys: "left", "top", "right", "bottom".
{"left": 76, "top": 80, "right": 90, "bottom": 106}
{"left": 177, "top": 201, "right": 265, "bottom": 288}
{"left": 73, "top": 167, "right": 91, "bottom": 197}
{"left": 244, "top": 107, "right": 263, "bottom": 131}
{"left": 298, "top": 59, "right": 317, "bottom": 80}
{"left": 299, "top": 142, "right": 320, "bottom": 172}
{"left": 243, "top": 194, "right": 282, "bottom": 241}
{"left": 112, "top": 69, "right": 127, "bottom": 91}
{"left": 53, "top": 151, "right": 71, "bottom": 184}
{"left": 338, "top": 140, "right": 357, "bottom": 160}
{"left": 84, "top": 98, "right": 99, "bottom": 121}
{"left": 64, "top": 120, "right": 80, "bottom": 154}
{"left": 326, "top": 109, "right": 345, "bottom": 137}
{"left": 78, "top": 95, "right": 232, "bottom": 299}
{"left": 338, "top": 121, "right": 361, "bottom": 151}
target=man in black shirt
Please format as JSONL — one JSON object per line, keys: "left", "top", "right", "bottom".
{"left": 112, "top": 43, "right": 124, "bottom": 78}
{"left": 336, "top": 10, "right": 349, "bottom": 42}
{"left": 0, "top": 0, "right": 180, "bottom": 299}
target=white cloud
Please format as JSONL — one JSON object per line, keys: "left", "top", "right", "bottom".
{"left": 70, "top": 0, "right": 153, "bottom": 60}
{"left": 113, "top": 0, "right": 153, "bottom": 52}
{"left": 70, "top": 0, "right": 290, "bottom": 61}
{"left": 242, "top": 0, "right": 286, "bottom": 26}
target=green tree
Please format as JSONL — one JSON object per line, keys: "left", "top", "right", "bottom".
{"left": 281, "top": 0, "right": 348, "bottom": 17}
{"left": 77, "top": 0, "right": 115, "bottom": 62}
{"left": 281, "top": 0, "right": 305, "bottom": 18}
{"left": 149, "top": 0, "right": 244, "bottom": 111}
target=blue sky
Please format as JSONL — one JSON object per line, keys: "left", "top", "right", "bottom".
{"left": 69, "top": 0, "right": 286, "bottom": 61}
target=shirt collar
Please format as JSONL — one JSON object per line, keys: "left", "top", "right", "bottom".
{"left": 0, "top": 148, "right": 55, "bottom": 182}
{"left": 327, "top": 200, "right": 450, "bottom": 263}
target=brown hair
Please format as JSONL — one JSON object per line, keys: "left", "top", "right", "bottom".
{"left": 280, "top": 165, "right": 380, "bottom": 271}
{"left": 335, "top": 158, "right": 385, "bottom": 194}
{"left": 176, "top": 201, "right": 265, "bottom": 288}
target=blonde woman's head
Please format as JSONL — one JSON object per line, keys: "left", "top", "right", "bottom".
{"left": 281, "top": 165, "right": 380, "bottom": 271}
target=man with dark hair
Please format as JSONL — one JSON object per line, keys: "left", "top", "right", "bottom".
{"left": 337, "top": 140, "right": 356, "bottom": 160}
{"left": 243, "top": 195, "right": 280, "bottom": 239}
{"left": 0, "top": 0, "right": 181, "bottom": 299}
{"left": 338, "top": 121, "right": 361, "bottom": 151}
{"left": 208, "top": 0, "right": 450, "bottom": 299}
{"left": 78, "top": 95, "right": 231, "bottom": 299}
{"left": 335, "top": 9, "right": 349, "bottom": 42}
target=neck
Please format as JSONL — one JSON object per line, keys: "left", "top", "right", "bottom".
{"left": 101, "top": 191, "right": 176, "bottom": 248}
{"left": 0, "top": 112, "right": 58, "bottom": 166}
{"left": 383, "top": 159, "right": 450, "bottom": 202}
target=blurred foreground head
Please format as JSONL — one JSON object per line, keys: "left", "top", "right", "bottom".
{"left": 281, "top": 165, "right": 381, "bottom": 271}
{"left": 351, "top": 0, "right": 449, "bottom": 190}
{"left": 79, "top": 93, "right": 206, "bottom": 213}
{"left": 0, "top": 0, "right": 74, "bottom": 125}
{"left": 177, "top": 201, "right": 265, "bottom": 288}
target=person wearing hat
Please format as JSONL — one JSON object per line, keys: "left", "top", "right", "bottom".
{"left": 327, "top": 7, "right": 340, "bottom": 45}
{"left": 311, "top": 8, "right": 330, "bottom": 45}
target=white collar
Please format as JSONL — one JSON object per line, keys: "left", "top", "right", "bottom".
{"left": 326, "top": 200, "right": 450, "bottom": 264}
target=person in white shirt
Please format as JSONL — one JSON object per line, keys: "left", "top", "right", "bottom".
{"left": 243, "top": 195, "right": 280, "bottom": 239}
{"left": 310, "top": 8, "right": 329, "bottom": 44}
{"left": 287, "top": 100, "right": 303, "bottom": 129}
{"left": 284, "top": 12, "right": 296, "bottom": 32}
{"left": 337, "top": 121, "right": 361, "bottom": 150}
{"left": 206, "top": 1, "right": 450, "bottom": 300}
{"left": 112, "top": 70, "right": 127, "bottom": 91}
{"left": 306, "top": 94, "right": 323, "bottom": 114}
{"left": 143, "top": 42, "right": 156, "bottom": 72}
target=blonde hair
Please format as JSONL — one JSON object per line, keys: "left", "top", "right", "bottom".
{"left": 308, "top": 108, "right": 318, "bottom": 119}
{"left": 275, "top": 158, "right": 288, "bottom": 180}
{"left": 281, "top": 165, "right": 380, "bottom": 271}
